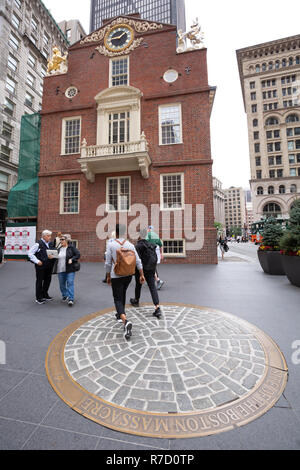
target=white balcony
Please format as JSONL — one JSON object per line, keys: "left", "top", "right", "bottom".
{"left": 78, "top": 133, "right": 151, "bottom": 182}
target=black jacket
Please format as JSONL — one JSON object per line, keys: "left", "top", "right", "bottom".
{"left": 35, "top": 239, "right": 55, "bottom": 269}
{"left": 53, "top": 244, "right": 80, "bottom": 274}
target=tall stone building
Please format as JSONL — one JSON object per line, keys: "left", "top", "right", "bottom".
{"left": 212, "top": 176, "right": 225, "bottom": 228}
{"left": 58, "top": 20, "right": 86, "bottom": 46}
{"left": 90, "top": 0, "right": 186, "bottom": 32}
{"left": 224, "top": 187, "right": 246, "bottom": 235}
{"left": 237, "top": 35, "right": 300, "bottom": 223}
{"left": 0, "top": 0, "right": 69, "bottom": 241}
{"left": 38, "top": 14, "right": 217, "bottom": 263}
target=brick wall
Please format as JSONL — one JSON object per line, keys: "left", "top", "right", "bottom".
{"left": 38, "top": 18, "right": 217, "bottom": 264}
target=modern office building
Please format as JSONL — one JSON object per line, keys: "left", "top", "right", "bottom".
{"left": 38, "top": 13, "right": 216, "bottom": 263}
{"left": 58, "top": 20, "right": 86, "bottom": 45}
{"left": 0, "top": 0, "right": 69, "bottom": 242}
{"left": 90, "top": 0, "right": 186, "bottom": 32}
{"left": 237, "top": 35, "right": 300, "bottom": 222}
{"left": 224, "top": 187, "right": 246, "bottom": 234}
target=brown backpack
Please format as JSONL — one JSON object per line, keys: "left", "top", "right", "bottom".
{"left": 114, "top": 240, "right": 136, "bottom": 276}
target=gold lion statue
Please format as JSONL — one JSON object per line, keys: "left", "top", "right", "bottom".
{"left": 47, "top": 46, "right": 68, "bottom": 75}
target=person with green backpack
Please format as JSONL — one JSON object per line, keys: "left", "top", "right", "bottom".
{"left": 130, "top": 228, "right": 162, "bottom": 319}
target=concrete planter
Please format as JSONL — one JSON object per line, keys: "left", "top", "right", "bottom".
{"left": 281, "top": 255, "right": 300, "bottom": 288}
{"left": 257, "top": 250, "right": 285, "bottom": 275}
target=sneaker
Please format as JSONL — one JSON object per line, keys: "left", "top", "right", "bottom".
{"left": 68, "top": 300, "right": 74, "bottom": 307}
{"left": 43, "top": 296, "right": 54, "bottom": 301}
{"left": 62, "top": 297, "right": 68, "bottom": 302}
{"left": 130, "top": 298, "right": 139, "bottom": 307}
{"left": 115, "top": 313, "right": 123, "bottom": 323}
{"left": 35, "top": 299, "right": 45, "bottom": 305}
{"left": 157, "top": 280, "right": 164, "bottom": 290}
{"left": 153, "top": 307, "right": 162, "bottom": 319}
{"left": 124, "top": 320, "right": 132, "bottom": 340}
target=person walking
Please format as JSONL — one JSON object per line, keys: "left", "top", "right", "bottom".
{"left": 52, "top": 234, "right": 80, "bottom": 307}
{"left": 105, "top": 224, "right": 145, "bottom": 340}
{"left": 28, "top": 229, "right": 55, "bottom": 304}
{"left": 218, "top": 235, "right": 228, "bottom": 261}
{"left": 146, "top": 226, "right": 164, "bottom": 289}
{"left": 130, "top": 228, "right": 162, "bottom": 319}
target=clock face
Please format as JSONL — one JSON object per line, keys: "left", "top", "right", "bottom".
{"left": 105, "top": 25, "right": 134, "bottom": 52}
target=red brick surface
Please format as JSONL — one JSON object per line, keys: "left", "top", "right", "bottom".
{"left": 38, "top": 17, "right": 217, "bottom": 263}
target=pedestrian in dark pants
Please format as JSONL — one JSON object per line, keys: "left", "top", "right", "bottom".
{"left": 28, "top": 229, "right": 55, "bottom": 304}
{"left": 130, "top": 228, "right": 162, "bottom": 319}
{"left": 105, "top": 224, "right": 145, "bottom": 340}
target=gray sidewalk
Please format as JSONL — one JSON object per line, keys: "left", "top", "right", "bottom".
{"left": 0, "top": 256, "right": 300, "bottom": 450}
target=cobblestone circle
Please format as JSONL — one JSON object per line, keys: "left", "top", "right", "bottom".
{"left": 64, "top": 305, "right": 267, "bottom": 413}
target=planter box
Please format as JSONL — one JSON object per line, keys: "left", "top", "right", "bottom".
{"left": 257, "top": 250, "right": 285, "bottom": 275}
{"left": 282, "top": 255, "right": 300, "bottom": 287}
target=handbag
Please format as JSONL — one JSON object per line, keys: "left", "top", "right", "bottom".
{"left": 73, "top": 260, "right": 81, "bottom": 272}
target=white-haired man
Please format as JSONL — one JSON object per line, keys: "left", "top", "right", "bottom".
{"left": 28, "top": 230, "right": 55, "bottom": 304}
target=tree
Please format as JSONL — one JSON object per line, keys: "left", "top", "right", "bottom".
{"left": 279, "top": 199, "right": 300, "bottom": 254}
{"left": 260, "top": 216, "right": 284, "bottom": 249}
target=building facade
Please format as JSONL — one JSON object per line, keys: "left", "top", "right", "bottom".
{"left": 39, "top": 14, "right": 216, "bottom": 263}
{"left": 58, "top": 20, "right": 86, "bottom": 46}
{"left": 212, "top": 176, "right": 225, "bottom": 227}
{"left": 0, "top": 0, "right": 69, "bottom": 241}
{"left": 90, "top": 0, "right": 186, "bottom": 32}
{"left": 224, "top": 187, "right": 246, "bottom": 235}
{"left": 237, "top": 35, "right": 300, "bottom": 223}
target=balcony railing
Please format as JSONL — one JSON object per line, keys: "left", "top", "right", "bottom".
{"left": 81, "top": 139, "right": 148, "bottom": 159}
{"left": 78, "top": 133, "right": 151, "bottom": 181}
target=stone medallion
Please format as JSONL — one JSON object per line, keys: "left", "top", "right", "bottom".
{"left": 46, "top": 303, "right": 288, "bottom": 438}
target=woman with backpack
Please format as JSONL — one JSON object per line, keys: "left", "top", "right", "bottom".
{"left": 105, "top": 224, "right": 145, "bottom": 340}
{"left": 130, "top": 228, "right": 162, "bottom": 319}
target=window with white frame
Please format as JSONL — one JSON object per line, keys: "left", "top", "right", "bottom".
{"left": 6, "top": 76, "right": 17, "bottom": 94}
{"left": 107, "top": 177, "right": 130, "bottom": 211}
{"left": 110, "top": 57, "right": 128, "bottom": 86}
{"left": 9, "top": 32, "right": 19, "bottom": 50}
{"left": 26, "top": 71, "right": 35, "bottom": 88}
{"left": 62, "top": 117, "right": 81, "bottom": 155}
{"left": 163, "top": 239, "right": 185, "bottom": 257}
{"left": 159, "top": 104, "right": 182, "bottom": 145}
{"left": 60, "top": 181, "right": 80, "bottom": 214}
{"left": 28, "top": 52, "right": 37, "bottom": 68}
{"left": 2, "top": 122, "right": 13, "bottom": 140}
{"left": 12, "top": 13, "right": 20, "bottom": 29}
{"left": 0, "top": 172, "right": 9, "bottom": 191}
{"left": 7, "top": 54, "right": 18, "bottom": 73}
{"left": 25, "top": 91, "right": 33, "bottom": 108}
{"left": 108, "top": 111, "right": 130, "bottom": 145}
{"left": 161, "top": 173, "right": 184, "bottom": 210}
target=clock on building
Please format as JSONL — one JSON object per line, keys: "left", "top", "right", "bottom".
{"left": 104, "top": 25, "right": 134, "bottom": 52}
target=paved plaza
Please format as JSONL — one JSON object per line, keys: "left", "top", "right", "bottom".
{"left": 0, "top": 244, "right": 300, "bottom": 449}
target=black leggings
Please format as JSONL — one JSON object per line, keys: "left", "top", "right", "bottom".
{"left": 135, "top": 269, "right": 159, "bottom": 306}
{"left": 111, "top": 276, "right": 132, "bottom": 316}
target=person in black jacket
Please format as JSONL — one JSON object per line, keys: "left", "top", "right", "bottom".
{"left": 130, "top": 228, "right": 162, "bottom": 319}
{"left": 52, "top": 234, "right": 80, "bottom": 307}
{"left": 28, "top": 230, "right": 55, "bottom": 304}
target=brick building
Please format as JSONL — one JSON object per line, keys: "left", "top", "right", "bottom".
{"left": 38, "top": 15, "right": 217, "bottom": 263}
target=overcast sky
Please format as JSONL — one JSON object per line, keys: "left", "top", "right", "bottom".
{"left": 43, "top": 0, "right": 300, "bottom": 189}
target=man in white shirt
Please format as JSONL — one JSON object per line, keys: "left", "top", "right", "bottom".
{"left": 28, "top": 230, "right": 54, "bottom": 304}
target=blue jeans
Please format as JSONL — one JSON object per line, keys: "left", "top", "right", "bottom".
{"left": 58, "top": 272, "right": 75, "bottom": 301}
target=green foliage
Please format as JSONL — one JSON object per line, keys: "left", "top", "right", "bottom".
{"left": 230, "top": 226, "right": 242, "bottom": 237}
{"left": 260, "top": 216, "right": 284, "bottom": 248}
{"left": 279, "top": 199, "right": 300, "bottom": 254}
